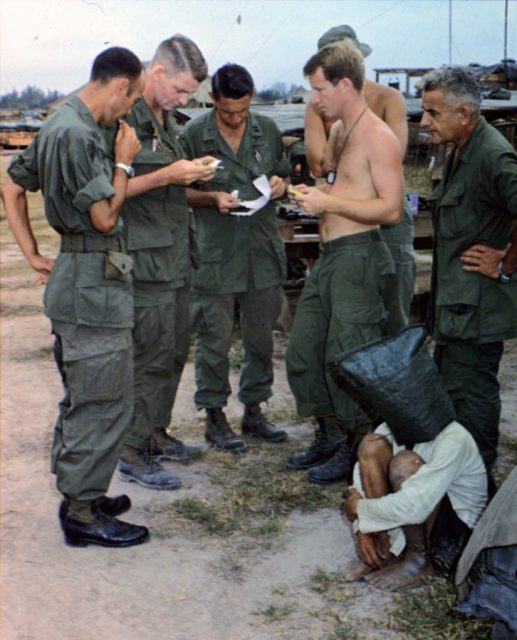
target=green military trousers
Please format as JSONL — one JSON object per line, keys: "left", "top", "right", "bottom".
{"left": 286, "top": 230, "right": 393, "bottom": 429}
{"left": 51, "top": 320, "right": 133, "bottom": 501}
{"left": 124, "top": 283, "right": 191, "bottom": 451}
{"left": 191, "top": 284, "right": 284, "bottom": 409}
{"left": 434, "top": 341, "right": 504, "bottom": 471}
{"left": 380, "top": 202, "right": 416, "bottom": 335}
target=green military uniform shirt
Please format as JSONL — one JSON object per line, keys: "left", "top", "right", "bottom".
{"left": 8, "top": 95, "right": 133, "bottom": 328}
{"left": 180, "top": 109, "right": 291, "bottom": 293}
{"left": 429, "top": 117, "right": 517, "bottom": 344}
{"left": 122, "top": 97, "right": 190, "bottom": 306}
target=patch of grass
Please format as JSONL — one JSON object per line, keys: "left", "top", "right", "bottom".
{"left": 494, "top": 433, "right": 517, "bottom": 485}
{"left": 145, "top": 437, "right": 341, "bottom": 545}
{"left": 253, "top": 599, "right": 297, "bottom": 622}
{"left": 228, "top": 338, "right": 244, "bottom": 372}
{"left": 326, "top": 626, "right": 360, "bottom": 640}
{"left": 1, "top": 304, "right": 42, "bottom": 317}
{"left": 390, "top": 576, "right": 493, "bottom": 639}
{"left": 309, "top": 567, "right": 336, "bottom": 594}
{"left": 13, "top": 345, "right": 54, "bottom": 361}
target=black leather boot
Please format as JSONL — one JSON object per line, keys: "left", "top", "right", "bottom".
{"left": 286, "top": 417, "right": 344, "bottom": 470}
{"left": 306, "top": 441, "right": 357, "bottom": 484}
{"left": 205, "top": 408, "right": 247, "bottom": 453}
{"left": 59, "top": 494, "right": 131, "bottom": 522}
{"left": 241, "top": 404, "right": 287, "bottom": 442}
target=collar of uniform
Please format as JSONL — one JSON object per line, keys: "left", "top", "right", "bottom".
{"left": 201, "top": 108, "right": 264, "bottom": 143}
{"left": 455, "top": 116, "right": 486, "bottom": 165}
{"left": 132, "top": 96, "right": 155, "bottom": 126}
{"left": 66, "top": 95, "right": 100, "bottom": 131}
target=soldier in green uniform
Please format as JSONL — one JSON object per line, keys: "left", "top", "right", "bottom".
{"left": 420, "top": 66, "right": 517, "bottom": 472}
{"left": 180, "top": 64, "right": 291, "bottom": 452}
{"left": 2, "top": 48, "right": 149, "bottom": 547}
{"left": 117, "top": 36, "right": 217, "bottom": 489}
{"left": 291, "top": 25, "right": 415, "bottom": 484}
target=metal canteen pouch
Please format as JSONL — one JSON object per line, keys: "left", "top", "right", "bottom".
{"left": 332, "top": 324, "right": 456, "bottom": 446}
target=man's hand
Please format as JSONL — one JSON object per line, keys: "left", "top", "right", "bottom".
{"left": 214, "top": 192, "right": 242, "bottom": 215}
{"left": 288, "top": 183, "right": 327, "bottom": 216}
{"left": 29, "top": 254, "right": 55, "bottom": 279}
{"left": 115, "top": 121, "right": 141, "bottom": 165}
{"left": 460, "top": 243, "right": 508, "bottom": 279}
{"left": 163, "top": 159, "right": 216, "bottom": 186}
{"left": 192, "top": 156, "right": 219, "bottom": 183}
{"left": 356, "top": 532, "right": 387, "bottom": 570}
{"left": 343, "top": 487, "right": 362, "bottom": 522}
{"left": 269, "top": 175, "right": 287, "bottom": 200}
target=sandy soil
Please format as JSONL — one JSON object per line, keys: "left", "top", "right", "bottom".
{"left": 1, "top": 180, "right": 516, "bottom": 640}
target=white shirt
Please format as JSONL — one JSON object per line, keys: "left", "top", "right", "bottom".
{"left": 354, "top": 421, "right": 487, "bottom": 556}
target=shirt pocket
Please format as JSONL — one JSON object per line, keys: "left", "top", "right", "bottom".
{"left": 193, "top": 244, "right": 223, "bottom": 291}
{"left": 74, "top": 256, "right": 133, "bottom": 327}
{"left": 437, "top": 183, "right": 477, "bottom": 238}
{"left": 435, "top": 271, "right": 481, "bottom": 341}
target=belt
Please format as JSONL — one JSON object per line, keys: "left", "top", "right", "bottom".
{"left": 319, "top": 229, "right": 382, "bottom": 253}
{"left": 60, "top": 234, "right": 126, "bottom": 253}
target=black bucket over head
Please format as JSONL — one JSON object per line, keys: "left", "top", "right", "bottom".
{"left": 332, "top": 324, "right": 456, "bottom": 447}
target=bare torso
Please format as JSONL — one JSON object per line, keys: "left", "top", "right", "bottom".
{"left": 319, "top": 108, "right": 395, "bottom": 241}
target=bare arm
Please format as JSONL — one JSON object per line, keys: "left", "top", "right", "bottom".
{"left": 185, "top": 188, "right": 240, "bottom": 215}
{"left": 89, "top": 121, "right": 141, "bottom": 233}
{"left": 304, "top": 103, "right": 329, "bottom": 178}
{"left": 2, "top": 180, "right": 55, "bottom": 277}
{"left": 383, "top": 88, "right": 409, "bottom": 157}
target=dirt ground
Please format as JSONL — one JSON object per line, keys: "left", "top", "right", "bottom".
{"left": 1, "top": 168, "right": 516, "bottom": 640}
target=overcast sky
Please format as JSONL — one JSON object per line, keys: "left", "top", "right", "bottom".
{"left": 1, "top": 0, "right": 516, "bottom": 95}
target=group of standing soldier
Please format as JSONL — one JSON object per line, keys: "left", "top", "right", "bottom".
{"left": 2, "top": 23, "right": 516, "bottom": 567}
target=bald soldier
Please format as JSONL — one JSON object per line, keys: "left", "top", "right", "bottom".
{"left": 285, "top": 42, "right": 404, "bottom": 484}
{"left": 287, "top": 25, "right": 415, "bottom": 484}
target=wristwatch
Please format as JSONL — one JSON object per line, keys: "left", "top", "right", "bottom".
{"left": 115, "top": 162, "right": 135, "bottom": 178}
{"left": 497, "top": 260, "right": 513, "bottom": 284}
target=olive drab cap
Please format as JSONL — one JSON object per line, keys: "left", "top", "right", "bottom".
{"left": 317, "top": 25, "right": 373, "bottom": 57}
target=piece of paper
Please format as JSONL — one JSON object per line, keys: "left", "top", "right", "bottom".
{"left": 229, "top": 174, "right": 271, "bottom": 217}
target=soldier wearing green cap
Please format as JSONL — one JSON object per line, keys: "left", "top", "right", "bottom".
{"left": 181, "top": 63, "right": 291, "bottom": 452}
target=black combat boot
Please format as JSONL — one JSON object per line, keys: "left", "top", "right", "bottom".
{"left": 286, "top": 417, "right": 344, "bottom": 470}
{"left": 119, "top": 446, "right": 182, "bottom": 490}
{"left": 241, "top": 404, "right": 288, "bottom": 443}
{"left": 59, "top": 494, "right": 131, "bottom": 522}
{"left": 150, "top": 428, "right": 205, "bottom": 463}
{"left": 205, "top": 408, "right": 247, "bottom": 453}
{"left": 306, "top": 441, "right": 357, "bottom": 485}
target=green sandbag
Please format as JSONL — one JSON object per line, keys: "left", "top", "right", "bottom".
{"left": 332, "top": 324, "right": 456, "bottom": 446}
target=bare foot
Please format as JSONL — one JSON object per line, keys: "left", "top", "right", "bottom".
{"left": 343, "top": 560, "right": 374, "bottom": 582}
{"left": 365, "top": 551, "right": 434, "bottom": 591}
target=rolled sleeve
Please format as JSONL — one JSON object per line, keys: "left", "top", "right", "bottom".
{"left": 8, "top": 148, "right": 40, "bottom": 192}
{"left": 72, "top": 174, "right": 115, "bottom": 213}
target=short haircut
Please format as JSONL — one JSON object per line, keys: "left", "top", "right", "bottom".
{"left": 303, "top": 40, "right": 364, "bottom": 92}
{"left": 151, "top": 35, "right": 207, "bottom": 83}
{"left": 90, "top": 47, "right": 143, "bottom": 86}
{"left": 421, "top": 66, "right": 481, "bottom": 116}
{"left": 211, "top": 64, "right": 254, "bottom": 100}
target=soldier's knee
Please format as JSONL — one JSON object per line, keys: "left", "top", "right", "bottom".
{"left": 389, "top": 450, "right": 424, "bottom": 491}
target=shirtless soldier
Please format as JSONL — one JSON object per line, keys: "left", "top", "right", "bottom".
{"left": 285, "top": 41, "right": 404, "bottom": 483}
